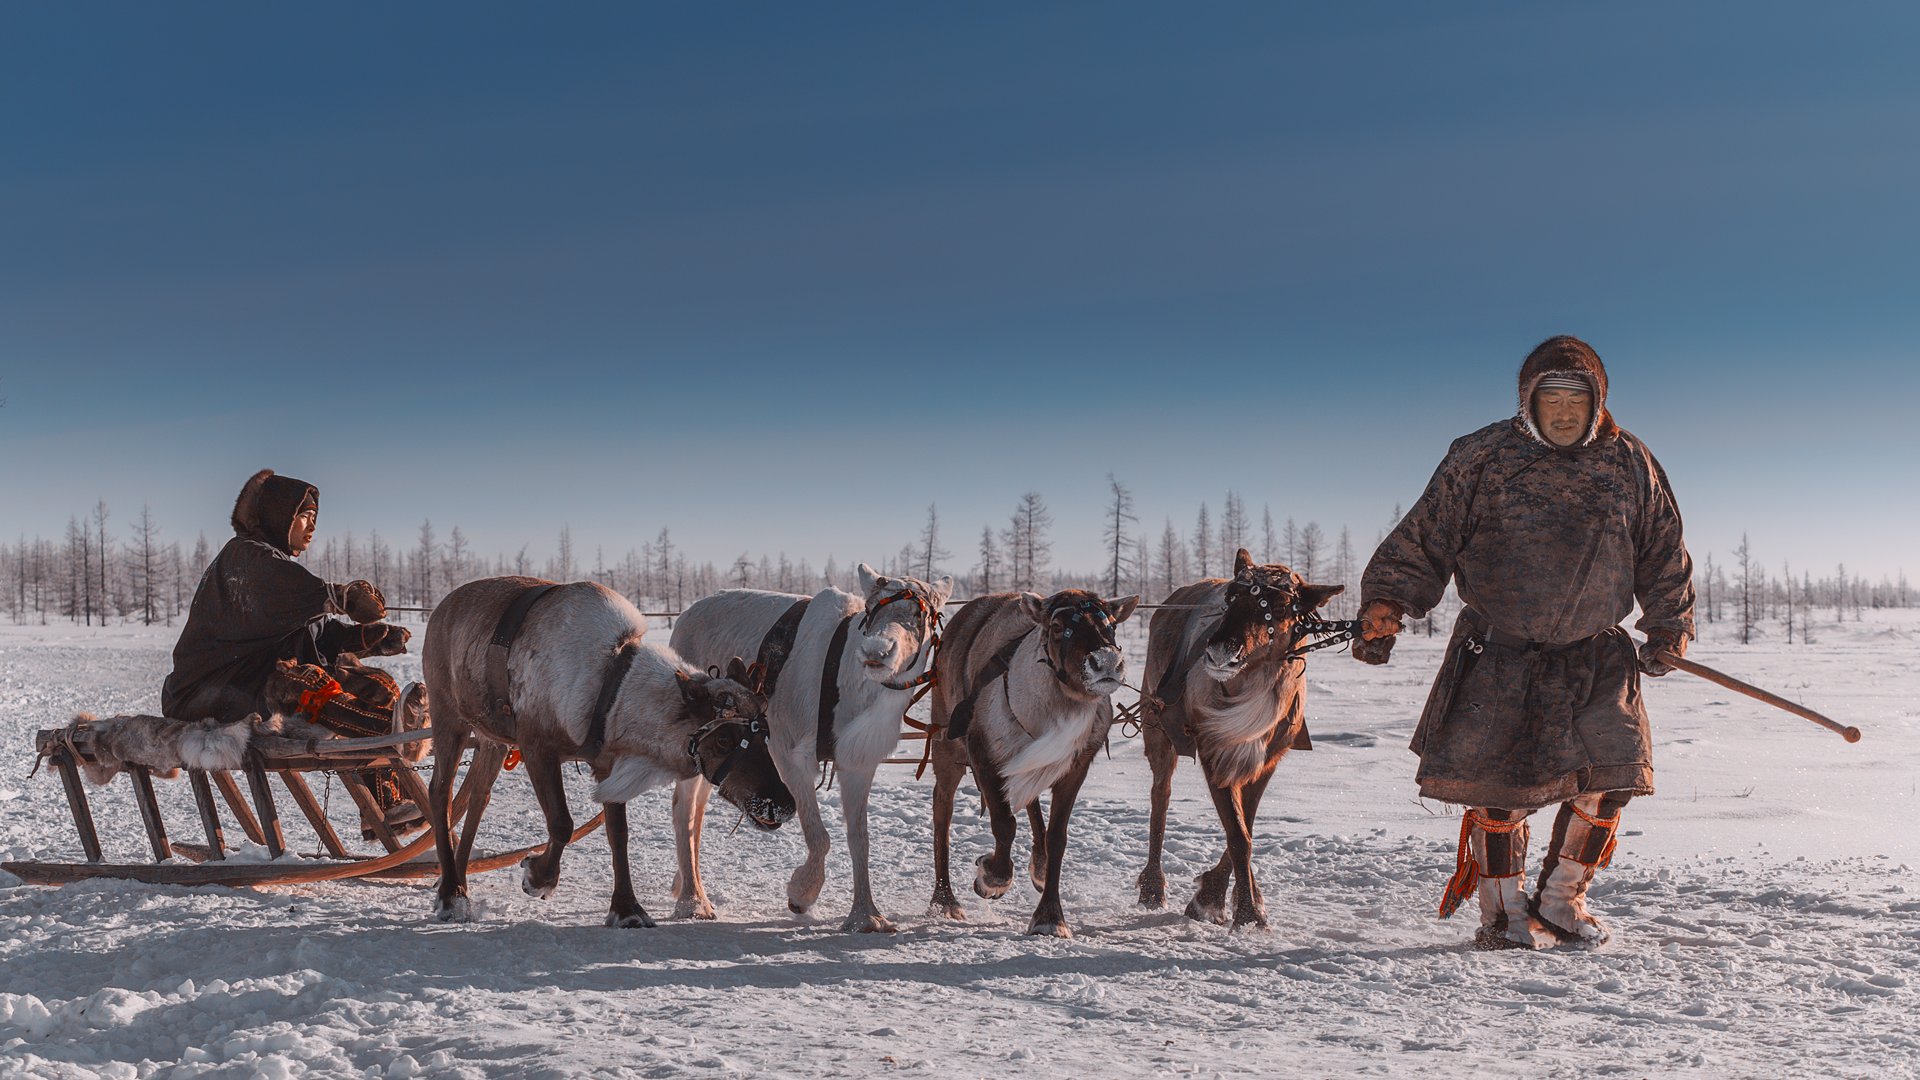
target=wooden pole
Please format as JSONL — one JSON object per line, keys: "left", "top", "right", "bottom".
{"left": 1655, "top": 649, "right": 1862, "bottom": 743}
{"left": 126, "top": 764, "right": 172, "bottom": 862}
{"left": 52, "top": 751, "right": 104, "bottom": 863}
{"left": 189, "top": 770, "right": 227, "bottom": 861}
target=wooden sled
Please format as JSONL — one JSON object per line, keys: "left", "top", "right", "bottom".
{"left": 2, "top": 725, "right": 602, "bottom": 888}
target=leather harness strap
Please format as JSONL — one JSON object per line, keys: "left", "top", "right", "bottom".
{"left": 578, "top": 640, "right": 640, "bottom": 762}
{"left": 945, "top": 631, "right": 1030, "bottom": 742}
{"left": 755, "top": 598, "right": 812, "bottom": 697}
{"left": 816, "top": 614, "right": 855, "bottom": 763}
{"left": 485, "top": 583, "right": 560, "bottom": 736}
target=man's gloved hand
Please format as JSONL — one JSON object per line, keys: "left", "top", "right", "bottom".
{"left": 1639, "top": 630, "right": 1686, "bottom": 677}
{"left": 341, "top": 580, "right": 387, "bottom": 624}
{"left": 361, "top": 623, "right": 411, "bottom": 657}
{"left": 1353, "top": 599, "right": 1404, "bottom": 666}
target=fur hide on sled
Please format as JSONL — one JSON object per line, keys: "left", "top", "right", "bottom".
{"left": 65, "top": 711, "right": 331, "bottom": 785}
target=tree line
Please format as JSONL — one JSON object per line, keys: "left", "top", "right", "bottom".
{"left": 2, "top": 495, "right": 1910, "bottom": 634}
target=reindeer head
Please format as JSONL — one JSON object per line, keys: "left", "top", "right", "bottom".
{"left": 1017, "top": 589, "right": 1140, "bottom": 697}
{"left": 854, "top": 563, "right": 954, "bottom": 686}
{"left": 1203, "top": 548, "right": 1344, "bottom": 683}
{"left": 676, "top": 656, "right": 794, "bottom": 829}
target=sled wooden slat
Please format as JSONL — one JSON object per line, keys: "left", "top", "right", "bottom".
{"left": 127, "top": 764, "right": 171, "bottom": 863}
{"left": 212, "top": 770, "right": 266, "bottom": 845}
{"left": 52, "top": 751, "right": 104, "bottom": 863}
{"left": 188, "top": 770, "right": 227, "bottom": 860}
{"left": 243, "top": 752, "right": 286, "bottom": 858}
{"left": 279, "top": 771, "right": 349, "bottom": 859}
{"left": 385, "top": 761, "right": 434, "bottom": 817}
{"left": 337, "top": 771, "right": 400, "bottom": 853}
{"left": 4, "top": 755, "right": 581, "bottom": 888}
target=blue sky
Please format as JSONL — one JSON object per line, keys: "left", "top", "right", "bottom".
{"left": 3, "top": 3, "right": 1916, "bottom": 581}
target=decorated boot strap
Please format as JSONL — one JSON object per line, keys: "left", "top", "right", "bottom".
{"left": 1562, "top": 802, "right": 1622, "bottom": 869}
{"left": 1438, "top": 810, "right": 1529, "bottom": 919}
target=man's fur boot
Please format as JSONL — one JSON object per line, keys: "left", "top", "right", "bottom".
{"left": 1440, "top": 808, "right": 1554, "bottom": 950}
{"left": 1531, "top": 792, "right": 1625, "bottom": 945}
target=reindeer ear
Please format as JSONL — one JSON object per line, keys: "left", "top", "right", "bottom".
{"left": 857, "top": 562, "right": 884, "bottom": 597}
{"left": 931, "top": 576, "right": 956, "bottom": 608}
{"left": 676, "top": 670, "right": 711, "bottom": 707}
{"left": 726, "top": 656, "right": 751, "bottom": 685}
{"left": 1233, "top": 548, "right": 1256, "bottom": 577}
{"left": 1017, "top": 592, "right": 1048, "bottom": 624}
{"left": 1105, "top": 595, "right": 1141, "bottom": 623}
{"left": 1299, "top": 583, "right": 1346, "bottom": 611}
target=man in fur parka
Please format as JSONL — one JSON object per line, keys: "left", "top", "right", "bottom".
{"left": 1353, "top": 336, "right": 1694, "bottom": 949}
{"left": 162, "top": 469, "right": 426, "bottom": 830}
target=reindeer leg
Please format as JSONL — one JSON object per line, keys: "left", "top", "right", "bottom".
{"left": 1025, "top": 802, "right": 1048, "bottom": 892}
{"left": 837, "top": 765, "right": 893, "bottom": 933}
{"left": 1029, "top": 745, "right": 1097, "bottom": 938}
{"left": 669, "top": 776, "right": 716, "bottom": 920}
{"left": 454, "top": 741, "right": 507, "bottom": 872}
{"left": 928, "top": 736, "right": 968, "bottom": 920}
{"left": 428, "top": 718, "right": 474, "bottom": 922}
{"left": 1137, "top": 725, "right": 1177, "bottom": 909}
{"left": 776, "top": 749, "right": 832, "bottom": 916}
{"left": 517, "top": 747, "right": 574, "bottom": 901}
{"left": 1187, "top": 765, "right": 1235, "bottom": 925}
{"left": 603, "top": 799, "right": 655, "bottom": 928}
{"left": 1202, "top": 778, "right": 1265, "bottom": 930}
{"left": 969, "top": 754, "right": 1019, "bottom": 902}
{"left": 1231, "top": 764, "right": 1278, "bottom": 929}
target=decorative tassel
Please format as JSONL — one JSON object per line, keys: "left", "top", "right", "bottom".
{"left": 1438, "top": 809, "right": 1530, "bottom": 918}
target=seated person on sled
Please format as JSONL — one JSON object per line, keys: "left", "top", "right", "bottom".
{"left": 160, "top": 469, "right": 429, "bottom": 837}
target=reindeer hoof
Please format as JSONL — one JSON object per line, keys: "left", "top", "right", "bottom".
{"left": 519, "top": 857, "right": 555, "bottom": 900}
{"left": 973, "top": 855, "right": 1012, "bottom": 900}
{"left": 929, "top": 899, "right": 967, "bottom": 921}
{"left": 1137, "top": 872, "right": 1167, "bottom": 910}
{"left": 1185, "top": 897, "right": 1229, "bottom": 926}
{"left": 1027, "top": 918, "right": 1073, "bottom": 939}
{"left": 842, "top": 912, "right": 898, "bottom": 934}
{"left": 432, "top": 896, "right": 473, "bottom": 924}
{"left": 607, "top": 909, "right": 657, "bottom": 929}
{"left": 673, "top": 898, "right": 717, "bottom": 921}
{"left": 1232, "top": 901, "right": 1270, "bottom": 931}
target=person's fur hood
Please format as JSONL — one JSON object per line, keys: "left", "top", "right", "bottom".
{"left": 1514, "top": 335, "right": 1620, "bottom": 447}
{"left": 231, "top": 469, "right": 318, "bottom": 554}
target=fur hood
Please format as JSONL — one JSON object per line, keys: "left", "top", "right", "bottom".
{"left": 1514, "top": 335, "right": 1619, "bottom": 448}
{"left": 232, "top": 469, "right": 318, "bottom": 554}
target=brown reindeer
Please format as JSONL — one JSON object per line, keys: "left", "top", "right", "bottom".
{"left": 928, "top": 589, "right": 1139, "bottom": 938}
{"left": 422, "top": 576, "right": 793, "bottom": 927}
{"left": 1136, "top": 549, "right": 1342, "bottom": 929}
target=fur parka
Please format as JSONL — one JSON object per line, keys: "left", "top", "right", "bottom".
{"left": 1359, "top": 338, "right": 1695, "bottom": 809}
{"left": 160, "top": 470, "right": 400, "bottom": 723}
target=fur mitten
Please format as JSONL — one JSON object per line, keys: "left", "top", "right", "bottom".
{"left": 341, "top": 579, "right": 387, "bottom": 623}
{"left": 359, "top": 623, "right": 411, "bottom": 657}
{"left": 1352, "top": 634, "right": 1396, "bottom": 665}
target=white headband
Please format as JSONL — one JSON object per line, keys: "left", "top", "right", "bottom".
{"left": 1536, "top": 373, "right": 1591, "bottom": 394}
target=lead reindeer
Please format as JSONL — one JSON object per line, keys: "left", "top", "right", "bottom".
{"left": 1136, "top": 549, "right": 1344, "bottom": 928}
{"left": 927, "top": 589, "right": 1139, "bottom": 938}
{"left": 668, "top": 565, "right": 952, "bottom": 931}
{"left": 422, "top": 576, "right": 793, "bottom": 927}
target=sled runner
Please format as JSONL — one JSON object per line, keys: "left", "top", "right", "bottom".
{"left": 3, "top": 720, "right": 602, "bottom": 888}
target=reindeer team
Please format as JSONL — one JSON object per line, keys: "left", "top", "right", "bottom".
{"left": 415, "top": 547, "right": 1340, "bottom": 939}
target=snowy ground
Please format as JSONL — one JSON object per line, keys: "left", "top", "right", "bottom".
{"left": 1, "top": 609, "right": 1915, "bottom": 1079}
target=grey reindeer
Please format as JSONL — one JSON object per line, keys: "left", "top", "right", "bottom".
{"left": 421, "top": 577, "right": 793, "bottom": 927}
{"left": 927, "top": 588, "right": 1139, "bottom": 938}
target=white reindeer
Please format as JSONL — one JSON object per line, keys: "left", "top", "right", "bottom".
{"left": 668, "top": 564, "right": 952, "bottom": 931}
